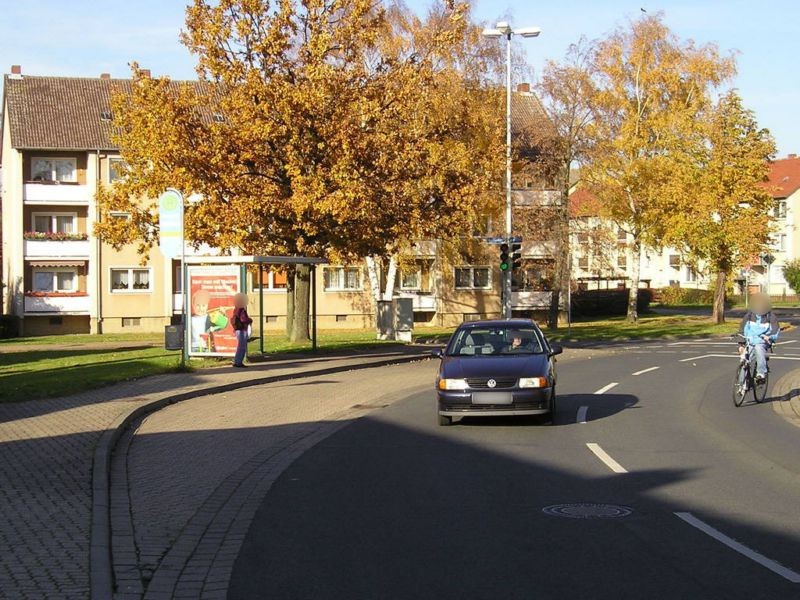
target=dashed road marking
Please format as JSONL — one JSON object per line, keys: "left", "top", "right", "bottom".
{"left": 594, "top": 382, "right": 619, "bottom": 395}
{"left": 632, "top": 366, "right": 660, "bottom": 376}
{"left": 577, "top": 406, "right": 588, "bottom": 424}
{"left": 674, "top": 512, "right": 800, "bottom": 583}
{"left": 586, "top": 443, "right": 628, "bottom": 474}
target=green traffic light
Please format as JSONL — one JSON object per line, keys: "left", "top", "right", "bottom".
{"left": 500, "top": 262, "right": 509, "bottom": 271}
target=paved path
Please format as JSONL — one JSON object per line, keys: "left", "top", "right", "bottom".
{"left": 0, "top": 347, "right": 428, "bottom": 600}
{"left": 2, "top": 336, "right": 798, "bottom": 599}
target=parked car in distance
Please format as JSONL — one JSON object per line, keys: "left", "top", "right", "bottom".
{"left": 434, "top": 319, "right": 562, "bottom": 426}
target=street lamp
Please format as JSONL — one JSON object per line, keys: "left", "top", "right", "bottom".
{"left": 482, "top": 22, "right": 541, "bottom": 319}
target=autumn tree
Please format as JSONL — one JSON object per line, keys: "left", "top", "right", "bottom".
{"left": 96, "top": 0, "right": 504, "bottom": 341}
{"left": 663, "top": 91, "right": 776, "bottom": 323}
{"left": 581, "top": 13, "right": 735, "bottom": 321}
{"left": 531, "top": 38, "right": 595, "bottom": 328}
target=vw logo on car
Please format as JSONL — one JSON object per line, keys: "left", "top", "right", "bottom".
{"left": 487, "top": 379, "right": 497, "bottom": 388}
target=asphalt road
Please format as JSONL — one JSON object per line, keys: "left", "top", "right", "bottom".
{"left": 229, "top": 333, "right": 800, "bottom": 599}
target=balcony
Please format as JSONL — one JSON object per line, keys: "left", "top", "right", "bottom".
{"left": 24, "top": 239, "right": 90, "bottom": 259}
{"left": 512, "top": 291, "right": 565, "bottom": 310}
{"left": 24, "top": 294, "right": 91, "bottom": 314}
{"left": 398, "top": 292, "right": 438, "bottom": 312}
{"left": 24, "top": 183, "right": 90, "bottom": 204}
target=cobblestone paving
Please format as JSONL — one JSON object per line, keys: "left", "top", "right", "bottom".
{"left": 0, "top": 349, "right": 426, "bottom": 600}
{"left": 115, "top": 362, "right": 437, "bottom": 599}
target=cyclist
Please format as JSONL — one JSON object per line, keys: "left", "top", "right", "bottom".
{"left": 738, "top": 293, "right": 779, "bottom": 382}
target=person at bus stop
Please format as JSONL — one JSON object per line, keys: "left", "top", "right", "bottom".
{"left": 231, "top": 293, "right": 253, "bottom": 368}
{"left": 738, "top": 293, "right": 779, "bottom": 382}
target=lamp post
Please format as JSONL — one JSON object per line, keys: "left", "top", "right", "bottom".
{"left": 482, "top": 22, "right": 540, "bottom": 319}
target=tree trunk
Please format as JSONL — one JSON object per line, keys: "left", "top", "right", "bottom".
{"left": 712, "top": 270, "right": 727, "bottom": 324}
{"left": 627, "top": 239, "right": 642, "bottom": 323}
{"left": 548, "top": 201, "right": 570, "bottom": 330}
{"left": 289, "top": 264, "right": 311, "bottom": 342}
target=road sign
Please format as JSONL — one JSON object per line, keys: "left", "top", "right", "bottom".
{"left": 486, "top": 236, "right": 523, "bottom": 245}
{"left": 158, "top": 188, "right": 184, "bottom": 259}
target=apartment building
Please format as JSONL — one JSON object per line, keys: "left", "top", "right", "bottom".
{"left": 1, "top": 69, "right": 557, "bottom": 335}
{"left": 569, "top": 155, "right": 799, "bottom": 295}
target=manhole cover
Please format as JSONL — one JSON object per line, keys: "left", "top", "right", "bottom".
{"left": 542, "top": 503, "right": 633, "bottom": 519}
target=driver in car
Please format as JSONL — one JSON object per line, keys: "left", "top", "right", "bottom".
{"left": 504, "top": 333, "right": 529, "bottom": 353}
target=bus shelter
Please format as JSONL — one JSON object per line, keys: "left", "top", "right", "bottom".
{"left": 183, "top": 255, "right": 328, "bottom": 352}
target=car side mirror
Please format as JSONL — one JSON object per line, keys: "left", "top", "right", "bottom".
{"left": 431, "top": 349, "right": 444, "bottom": 359}
{"left": 549, "top": 344, "right": 564, "bottom": 357}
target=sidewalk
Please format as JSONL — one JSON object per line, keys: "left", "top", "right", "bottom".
{"left": 0, "top": 346, "right": 430, "bottom": 600}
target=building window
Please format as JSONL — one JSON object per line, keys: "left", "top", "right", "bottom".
{"left": 108, "top": 157, "right": 128, "bottom": 183}
{"left": 121, "top": 317, "right": 141, "bottom": 327}
{"left": 617, "top": 227, "right": 627, "bottom": 243}
{"left": 617, "top": 253, "right": 627, "bottom": 269}
{"left": 772, "top": 234, "right": 787, "bottom": 251}
{"left": 454, "top": 267, "right": 490, "bottom": 290}
{"left": 251, "top": 268, "right": 289, "bottom": 291}
{"left": 576, "top": 232, "right": 590, "bottom": 244}
{"left": 686, "top": 267, "right": 698, "bottom": 282}
{"left": 669, "top": 255, "right": 681, "bottom": 269}
{"left": 31, "top": 157, "right": 77, "bottom": 183}
{"left": 775, "top": 200, "right": 787, "bottom": 219}
{"left": 32, "top": 213, "right": 76, "bottom": 234}
{"left": 400, "top": 269, "right": 421, "bottom": 290}
{"left": 323, "top": 267, "right": 361, "bottom": 291}
{"left": 32, "top": 269, "right": 77, "bottom": 293}
{"left": 111, "top": 268, "right": 151, "bottom": 292}
{"left": 577, "top": 256, "right": 589, "bottom": 270}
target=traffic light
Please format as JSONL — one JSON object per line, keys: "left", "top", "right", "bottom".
{"left": 511, "top": 243, "right": 522, "bottom": 271}
{"left": 499, "top": 243, "right": 510, "bottom": 271}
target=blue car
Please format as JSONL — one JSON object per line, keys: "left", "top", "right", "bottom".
{"left": 434, "top": 319, "right": 562, "bottom": 426}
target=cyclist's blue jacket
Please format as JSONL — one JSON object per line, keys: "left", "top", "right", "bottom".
{"left": 738, "top": 310, "right": 779, "bottom": 345}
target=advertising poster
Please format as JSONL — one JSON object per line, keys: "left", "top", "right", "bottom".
{"left": 187, "top": 265, "right": 241, "bottom": 357}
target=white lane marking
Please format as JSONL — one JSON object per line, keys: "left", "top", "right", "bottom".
{"left": 594, "top": 382, "right": 619, "bottom": 395}
{"left": 577, "top": 406, "right": 588, "bottom": 424}
{"left": 586, "top": 443, "right": 628, "bottom": 474}
{"left": 632, "top": 366, "right": 660, "bottom": 376}
{"left": 776, "top": 340, "right": 797, "bottom": 346}
{"left": 679, "top": 354, "right": 728, "bottom": 362}
{"left": 674, "top": 512, "right": 800, "bottom": 583}
{"left": 679, "top": 353, "right": 800, "bottom": 363}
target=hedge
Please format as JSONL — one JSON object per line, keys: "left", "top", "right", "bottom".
{"left": 571, "top": 289, "right": 652, "bottom": 317}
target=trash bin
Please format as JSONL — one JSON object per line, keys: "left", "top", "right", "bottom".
{"left": 165, "top": 324, "right": 184, "bottom": 350}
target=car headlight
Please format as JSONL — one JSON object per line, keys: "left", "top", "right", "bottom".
{"left": 438, "top": 378, "right": 468, "bottom": 391}
{"left": 519, "top": 377, "right": 548, "bottom": 388}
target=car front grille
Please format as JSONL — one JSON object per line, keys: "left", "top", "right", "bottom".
{"left": 466, "top": 377, "right": 517, "bottom": 389}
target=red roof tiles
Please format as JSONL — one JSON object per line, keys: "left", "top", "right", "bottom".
{"left": 763, "top": 156, "right": 800, "bottom": 199}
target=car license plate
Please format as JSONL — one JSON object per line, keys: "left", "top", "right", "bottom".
{"left": 472, "top": 392, "right": 513, "bottom": 405}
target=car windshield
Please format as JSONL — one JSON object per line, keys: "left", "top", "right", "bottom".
{"left": 447, "top": 326, "right": 544, "bottom": 356}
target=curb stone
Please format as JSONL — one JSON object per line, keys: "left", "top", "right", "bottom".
{"left": 770, "top": 368, "right": 800, "bottom": 427}
{"left": 89, "top": 352, "right": 428, "bottom": 600}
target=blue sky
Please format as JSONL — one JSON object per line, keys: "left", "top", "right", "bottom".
{"left": 1, "top": 0, "right": 797, "bottom": 155}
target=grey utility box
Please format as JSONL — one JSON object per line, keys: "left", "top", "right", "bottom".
{"left": 164, "top": 324, "right": 184, "bottom": 350}
{"left": 394, "top": 297, "right": 414, "bottom": 342}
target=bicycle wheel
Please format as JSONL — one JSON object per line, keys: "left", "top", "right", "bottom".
{"left": 732, "top": 363, "right": 747, "bottom": 407}
{"left": 753, "top": 371, "right": 769, "bottom": 403}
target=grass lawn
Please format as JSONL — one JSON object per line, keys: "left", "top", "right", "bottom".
{"left": 0, "top": 316, "right": 746, "bottom": 403}
{"left": 547, "top": 314, "right": 740, "bottom": 343}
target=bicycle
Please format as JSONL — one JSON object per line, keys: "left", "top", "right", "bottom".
{"left": 732, "top": 333, "right": 771, "bottom": 407}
